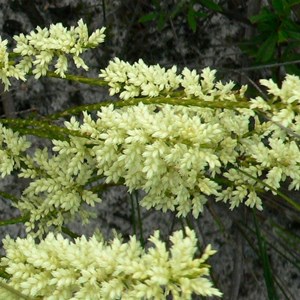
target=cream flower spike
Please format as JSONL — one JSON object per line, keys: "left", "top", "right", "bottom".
{"left": 12, "top": 19, "right": 105, "bottom": 79}
{"left": 0, "top": 228, "right": 222, "bottom": 299}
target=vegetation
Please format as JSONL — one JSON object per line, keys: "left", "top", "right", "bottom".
{"left": 0, "top": 1, "right": 299, "bottom": 299}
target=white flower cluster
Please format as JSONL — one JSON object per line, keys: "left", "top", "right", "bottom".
{"left": 14, "top": 19, "right": 105, "bottom": 79}
{"left": 0, "top": 20, "right": 105, "bottom": 89}
{"left": 15, "top": 136, "right": 101, "bottom": 237}
{"left": 0, "top": 65, "right": 299, "bottom": 233}
{"left": 0, "top": 38, "right": 26, "bottom": 90}
{"left": 180, "top": 67, "right": 243, "bottom": 101}
{"left": 79, "top": 95, "right": 299, "bottom": 214}
{"left": 0, "top": 124, "right": 31, "bottom": 177}
{"left": 248, "top": 137, "right": 300, "bottom": 191}
{"left": 77, "top": 104, "right": 226, "bottom": 217}
{"left": 0, "top": 228, "right": 221, "bottom": 299}
{"left": 100, "top": 58, "right": 245, "bottom": 100}
{"left": 99, "top": 58, "right": 181, "bottom": 99}
{"left": 251, "top": 74, "right": 300, "bottom": 136}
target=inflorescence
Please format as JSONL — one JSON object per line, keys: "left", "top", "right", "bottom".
{"left": 0, "top": 19, "right": 105, "bottom": 89}
{"left": 0, "top": 228, "right": 222, "bottom": 299}
{"left": 0, "top": 19, "right": 299, "bottom": 299}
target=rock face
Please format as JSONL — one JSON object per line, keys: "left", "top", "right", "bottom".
{"left": 0, "top": 1, "right": 299, "bottom": 299}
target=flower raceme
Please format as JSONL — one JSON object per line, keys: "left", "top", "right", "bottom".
{"left": 5, "top": 99, "right": 299, "bottom": 236}
{"left": 0, "top": 124, "right": 31, "bottom": 177}
{"left": 0, "top": 19, "right": 105, "bottom": 89}
{"left": 99, "top": 57, "right": 246, "bottom": 101}
{"left": 0, "top": 228, "right": 222, "bottom": 300}
{"left": 0, "top": 62, "right": 299, "bottom": 235}
{"left": 0, "top": 38, "right": 26, "bottom": 90}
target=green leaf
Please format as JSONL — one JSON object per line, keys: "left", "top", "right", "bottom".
{"left": 272, "top": 221, "right": 300, "bottom": 250}
{"left": 187, "top": 8, "right": 197, "bottom": 32}
{"left": 277, "top": 18, "right": 300, "bottom": 42}
{"left": 287, "top": 0, "right": 300, "bottom": 7}
{"left": 256, "top": 33, "right": 278, "bottom": 62}
{"left": 282, "top": 50, "right": 300, "bottom": 75}
{"left": 151, "top": 0, "right": 161, "bottom": 10}
{"left": 157, "top": 12, "right": 167, "bottom": 30}
{"left": 170, "top": 0, "right": 186, "bottom": 19}
{"left": 139, "top": 12, "right": 158, "bottom": 23}
{"left": 199, "top": 0, "right": 223, "bottom": 12}
{"left": 250, "top": 7, "right": 277, "bottom": 24}
{"left": 253, "top": 211, "right": 279, "bottom": 300}
{"left": 277, "top": 29, "right": 289, "bottom": 43}
{"left": 194, "top": 11, "right": 207, "bottom": 18}
{"left": 272, "top": 0, "right": 286, "bottom": 14}
{"left": 282, "top": 29, "right": 300, "bottom": 40}
{"left": 281, "top": 18, "right": 300, "bottom": 31}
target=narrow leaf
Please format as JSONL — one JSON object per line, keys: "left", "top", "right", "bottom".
{"left": 250, "top": 7, "right": 276, "bottom": 23}
{"left": 200, "top": 0, "right": 223, "bottom": 12}
{"left": 139, "top": 12, "right": 158, "bottom": 23}
{"left": 272, "top": 0, "right": 286, "bottom": 14}
{"left": 187, "top": 8, "right": 197, "bottom": 32}
{"left": 256, "top": 33, "right": 278, "bottom": 62}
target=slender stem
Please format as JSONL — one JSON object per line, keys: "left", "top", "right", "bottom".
{"left": 0, "top": 267, "right": 10, "bottom": 279}
{"left": 61, "top": 226, "right": 80, "bottom": 239}
{"left": 186, "top": 214, "right": 203, "bottom": 250}
{"left": 102, "top": 0, "right": 106, "bottom": 25}
{"left": 0, "top": 191, "right": 20, "bottom": 203}
{"left": 135, "top": 191, "right": 144, "bottom": 247}
{"left": 238, "top": 168, "right": 300, "bottom": 211}
{"left": 0, "top": 281, "right": 33, "bottom": 300}
{"left": 219, "top": 59, "right": 300, "bottom": 73}
{"left": 46, "top": 71, "right": 107, "bottom": 87}
{"left": 252, "top": 210, "right": 279, "bottom": 300}
{"left": 0, "top": 214, "right": 29, "bottom": 226}
{"left": 47, "top": 96, "right": 250, "bottom": 120}
{"left": 0, "top": 118, "right": 86, "bottom": 140}
{"left": 230, "top": 219, "right": 244, "bottom": 300}
{"left": 130, "top": 193, "right": 136, "bottom": 236}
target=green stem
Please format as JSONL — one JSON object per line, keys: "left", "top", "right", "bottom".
{"left": 130, "top": 193, "right": 136, "bottom": 236}
{"left": 0, "top": 281, "right": 33, "bottom": 300}
{"left": 46, "top": 71, "right": 107, "bottom": 87}
{"left": 61, "top": 226, "right": 80, "bottom": 239}
{"left": 0, "top": 118, "right": 87, "bottom": 140}
{"left": 0, "top": 214, "right": 29, "bottom": 226}
{"left": 219, "top": 59, "right": 300, "bottom": 73}
{"left": 186, "top": 215, "right": 203, "bottom": 251}
{"left": 46, "top": 87, "right": 299, "bottom": 123}
{"left": 134, "top": 191, "right": 144, "bottom": 247}
{"left": 237, "top": 168, "right": 300, "bottom": 211}
{"left": 0, "top": 267, "right": 10, "bottom": 280}
{"left": 0, "top": 191, "right": 20, "bottom": 203}
{"left": 252, "top": 210, "right": 279, "bottom": 300}
{"left": 47, "top": 96, "right": 250, "bottom": 120}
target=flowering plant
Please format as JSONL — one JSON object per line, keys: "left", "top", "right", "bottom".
{"left": 0, "top": 19, "right": 299, "bottom": 299}
{"left": 0, "top": 228, "right": 221, "bottom": 299}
